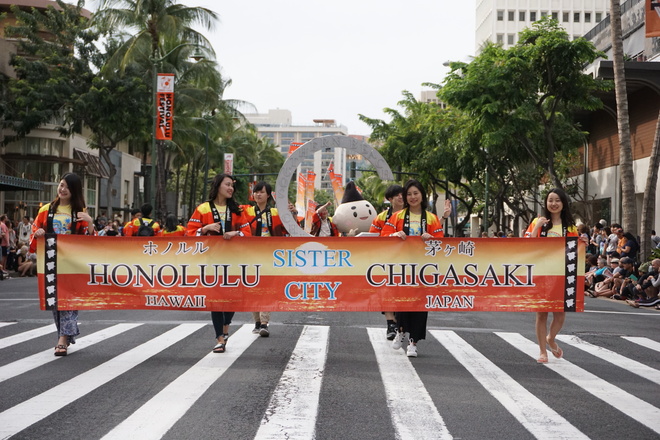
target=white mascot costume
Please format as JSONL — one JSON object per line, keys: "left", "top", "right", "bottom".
{"left": 332, "top": 181, "right": 377, "bottom": 235}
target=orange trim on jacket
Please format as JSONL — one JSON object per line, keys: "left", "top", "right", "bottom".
{"left": 241, "top": 205, "right": 288, "bottom": 236}
{"left": 380, "top": 209, "right": 444, "bottom": 238}
{"left": 309, "top": 212, "right": 339, "bottom": 237}
{"left": 29, "top": 203, "right": 92, "bottom": 252}
{"left": 185, "top": 202, "right": 252, "bottom": 236}
{"left": 523, "top": 218, "right": 578, "bottom": 238}
{"left": 161, "top": 225, "right": 185, "bottom": 237}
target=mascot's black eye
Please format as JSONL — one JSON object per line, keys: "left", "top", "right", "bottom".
{"left": 351, "top": 206, "right": 356, "bottom": 210}
{"left": 353, "top": 212, "right": 358, "bottom": 218}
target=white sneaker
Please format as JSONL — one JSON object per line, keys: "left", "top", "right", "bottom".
{"left": 392, "top": 331, "right": 409, "bottom": 350}
{"left": 407, "top": 342, "right": 418, "bottom": 357}
{"left": 392, "top": 331, "right": 404, "bottom": 349}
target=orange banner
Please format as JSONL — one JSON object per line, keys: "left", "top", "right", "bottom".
{"left": 304, "top": 170, "right": 316, "bottom": 233}
{"left": 328, "top": 163, "right": 344, "bottom": 205}
{"left": 155, "top": 74, "right": 174, "bottom": 140}
{"left": 647, "top": 0, "right": 660, "bottom": 37}
{"left": 37, "top": 236, "right": 584, "bottom": 313}
{"left": 296, "top": 172, "right": 306, "bottom": 221}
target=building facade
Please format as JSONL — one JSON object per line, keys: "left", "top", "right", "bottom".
{"left": 246, "top": 109, "right": 350, "bottom": 191}
{"left": 476, "top": 0, "right": 609, "bottom": 51}
{"left": 0, "top": 0, "right": 143, "bottom": 223}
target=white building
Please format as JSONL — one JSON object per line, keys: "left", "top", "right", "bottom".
{"left": 475, "top": 0, "right": 610, "bottom": 51}
{"left": 246, "top": 109, "right": 349, "bottom": 191}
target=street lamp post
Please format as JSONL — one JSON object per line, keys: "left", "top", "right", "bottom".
{"left": 150, "top": 43, "right": 201, "bottom": 212}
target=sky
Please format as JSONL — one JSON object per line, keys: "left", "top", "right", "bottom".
{"left": 84, "top": 0, "right": 476, "bottom": 136}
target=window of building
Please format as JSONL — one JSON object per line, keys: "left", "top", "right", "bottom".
{"left": 507, "top": 34, "right": 515, "bottom": 45}
{"left": 551, "top": 12, "right": 558, "bottom": 20}
{"left": 508, "top": 10, "right": 514, "bottom": 21}
{"left": 563, "top": 12, "right": 569, "bottom": 22}
{"left": 496, "top": 34, "right": 504, "bottom": 44}
{"left": 497, "top": 10, "right": 504, "bottom": 21}
{"left": 301, "top": 133, "right": 316, "bottom": 143}
{"left": 596, "top": 12, "right": 603, "bottom": 22}
{"left": 585, "top": 12, "right": 592, "bottom": 23}
{"left": 530, "top": 11, "right": 537, "bottom": 21}
{"left": 519, "top": 11, "right": 526, "bottom": 21}
{"left": 85, "top": 175, "right": 97, "bottom": 214}
{"left": 541, "top": 11, "right": 548, "bottom": 18}
{"left": 574, "top": 12, "right": 580, "bottom": 22}
{"left": 260, "top": 132, "right": 275, "bottom": 140}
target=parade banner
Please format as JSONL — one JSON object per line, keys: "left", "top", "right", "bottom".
{"left": 328, "top": 163, "right": 345, "bottom": 205}
{"left": 37, "top": 235, "right": 584, "bottom": 313}
{"left": 647, "top": 0, "right": 660, "bottom": 38}
{"left": 155, "top": 74, "right": 174, "bottom": 140}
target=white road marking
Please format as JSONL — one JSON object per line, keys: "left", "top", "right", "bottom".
{"left": 255, "top": 325, "right": 329, "bottom": 440}
{"left": 0, "top": 323, "right": 205, "bottom": 439}
{"left": 0, "top": 324, "right": 55, "bottom": 349}
{"left": 367, "top": 327, "right": 452, "bottom": 440}
{"left": 497, "top": 332, "right": 660, "bottom": 435}
{"left": 102, "top": 324, "right": 257, "bottom": 440}
{"left": 622, "top": 336, "right": 660, "bottom": 352}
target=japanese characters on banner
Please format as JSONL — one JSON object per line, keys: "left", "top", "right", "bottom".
{"left": 37, "top": 235, "right": 584, "bottom": 313}
{"left": 156, "top": 74, "right": 174, "bottom": 140}
{"left": 647, "top": 0, "right": 660, "bottom": 38}
{"left": 224, "top": 153, "right": 233, "bottom": 175}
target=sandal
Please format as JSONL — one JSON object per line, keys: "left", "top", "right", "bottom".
{"left": 54, "top": 344, "right": 68, "bottom": 356}
{"left": 212, "top": 343, "right": 226, "bottom": 354}
{"left": 547, "top": 342, "right": 563, "bottom": 359}
{"left": 537, "top": 354, "right": 548, "bottom": 364}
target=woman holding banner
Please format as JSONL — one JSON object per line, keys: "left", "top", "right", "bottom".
{"left": 381, "top": 179, "right": 445, "bottom": 358}
{"left": 186, "top": 174, "right": 252, "bottom": 353}
{"left": 524, "top": 188, "right": 578, "bottom": 363}
{"left": 241, "top": 181, "right": 288, "bottom": 337}
{"left": 31, "top": 173, "right": 96, "bottom": 356}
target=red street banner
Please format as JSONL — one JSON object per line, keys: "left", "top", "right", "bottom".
{"left": 155, "top": 74, "right": 174, "bottom": 140}
{"left": 37, "top": 235, "right": 584, "bottom": 313}
{"left": 647, "top": 0, "right": 660, "bottom": 37}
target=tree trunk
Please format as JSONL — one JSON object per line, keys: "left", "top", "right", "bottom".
{"left": 99, "top": 146, "right": 116, "bottom": 220}
{"left": 640, "top": 110, "right": 660, "bottom": 261}
{"left": 610, "top": 0, "right": 637, "bottom": 235}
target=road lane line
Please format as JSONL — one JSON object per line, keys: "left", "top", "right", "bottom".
{"left": 0, "top": 324, "right": 55, "bottom": 349}
{"left": 0, "top": 323, "right": 142, "bottom": 383}
{"left": 496, "top": 332, "right": 660, "bottom": 435}
{"left": 622, "top": 336, "right": 660, "bottom": 352}
{"left": 255, "top": 325, "right": 329, "bottom": 440}
{"left": 101, "top": 324, "right": 256, "bottom": 440}
{"left": 0, "top": 323, "right": 205, "bottom": 438}
{"left": 431, "top": 330, "right": 588, "bottom": 439}
{"left": 557, "top": 335, "right": 660, "bottom": 386}
{"left": 367, "top": 327, "right": 452, "bottom": 440}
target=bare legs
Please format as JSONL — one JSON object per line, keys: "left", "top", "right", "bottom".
{"left": 535, "top": 312, "right": 565, "bottom": 363}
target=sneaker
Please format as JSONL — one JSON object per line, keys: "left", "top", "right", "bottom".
{"left": 386, "top": 323, "right": 397, "bottom": 340}
{"left": 392, "top": 331, "right": 409, "bottom": 350}
{"left": 407, "top": 341, "right": 418, "bottom": 357}
{"left": 252, "top": 322, "right": 261, "bottom": 334}
{"left": 259, "top": 324, "right": 269, "bottom": 337}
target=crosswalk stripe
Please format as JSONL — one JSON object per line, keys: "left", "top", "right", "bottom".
{"left": 0, "top": 324, "right": 55, "bottom": 349}
{"left": 101, "top": 324, "right": 257, "bottom": 440}
{"left": 557, "top": 335, "right": 660, "bottom": 386}
{"left": 0, "top": 323, "right": 205, "bottom": 439}
{"left": 622, "top": 336, "right": 660, "bottom": 352}
{"left": 430, "top": 330, "right": 589, "bottom": 440}
{"left": 0, "top": 323, "right": 15, "bottom": 329}
{"left": 367, "top": 327, "right": 452, "bottom": 440}
{"left": 255, "top": 325, "right": 330, "bottom": 440}
{"left": 0, "top": 323, "right": 142, "bottom": 383}
{"left": 496, "top": 332, "right": 660, "bottom": 435}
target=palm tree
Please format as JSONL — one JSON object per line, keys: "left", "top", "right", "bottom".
{"left": 92, "top": 0, "right": 219, "bottom": 215}
{"left": 609, "top": 0, "right": 637, "bottom": 235}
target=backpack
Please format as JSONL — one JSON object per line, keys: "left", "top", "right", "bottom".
{"left": 137, "top": 219, "right": 156, "bottom": 237}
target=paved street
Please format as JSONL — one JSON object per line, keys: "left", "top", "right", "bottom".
{"left": 0, "top": 276, "right": 658, "bottom": 439}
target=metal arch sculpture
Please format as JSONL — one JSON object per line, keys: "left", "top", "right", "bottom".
{"left": 275, "top": 135, "right": 395, "bottom": 237}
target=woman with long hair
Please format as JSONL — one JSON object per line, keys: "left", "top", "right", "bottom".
{"left": 186, "top": 174, "right": 251, "bottom": 353}
{"left": 524, "top": 187, "right": 578, "bottom": 363}
{"left": 380, "top": 179, "right": 445, "bottom": 358}
{"left": 31, "top": 172, "right": 95, "bottom": 356}
{"left": 162, "top": 214, "right": 185, "bottom": 236}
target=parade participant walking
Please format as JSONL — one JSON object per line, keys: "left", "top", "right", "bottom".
{"left": 242, "top": 181, "right": 287, "bottom": 337}
{"left": 524, "top": 188, "right": 578, "bottom": 364}
{"left": 186, "top": 174, "right": 251, "bottom": 353}
{"left": 122, "top": 208, "right": 142, "bottom": 236}
{"left": 370, "top": 184, "right": 404, "bottom": 340}
{"left": 381, "top": 179, "right": 444, "bottom": 357}
{"left": 30, "top": 173, "right": 95, "bottom": 356}
{"left": 161, "top": 214, "right": 185, "bottom": 236}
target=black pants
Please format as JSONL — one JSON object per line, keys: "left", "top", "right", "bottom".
{"left": 211, "top": 312, "right": 234, "bottom": 339}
